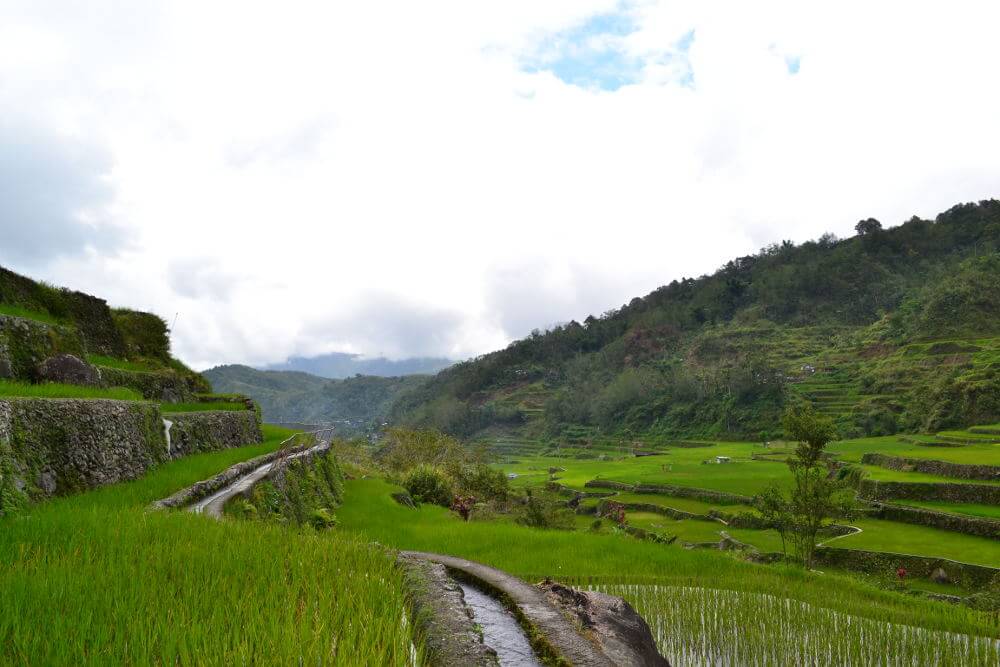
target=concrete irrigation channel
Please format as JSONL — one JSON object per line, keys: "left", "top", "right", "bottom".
{"left": 150, "top": 428, "right": 337, "bottom": 516}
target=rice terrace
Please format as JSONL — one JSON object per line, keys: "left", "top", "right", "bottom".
{"left": 3, "top": 3, "right": 1000, "bottom": 665}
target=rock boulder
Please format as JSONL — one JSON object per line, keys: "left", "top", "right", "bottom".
{"left": 538, "top": 580, "right": 670, "bottom": 666}
{"left": 36, "top": 354, "right": 101, "bottom": 386}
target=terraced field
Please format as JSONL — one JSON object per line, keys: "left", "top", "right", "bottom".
{"left": 498, "top": 421, "right": 1000, "bottom": 591}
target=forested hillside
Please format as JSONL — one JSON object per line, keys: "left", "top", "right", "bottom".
{"left": 390, "top": 201, "right": 1000, "bottom": 443}
{"left": 203, "top": 364, "right": 428, "bottom": 427}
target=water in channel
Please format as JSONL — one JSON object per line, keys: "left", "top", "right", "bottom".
{"left": 459, "top": 583, "right": 541, "bottom": 667}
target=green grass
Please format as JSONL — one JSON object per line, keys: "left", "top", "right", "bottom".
{"left": 901, "top": 501, "right": 1000, "bottom": 520}
{"left": 833, "top": 518, "right": 1000, "bottom": 568}
{"left": 0, "top": 380, "right": 143, "bottom": 401}
{"left": 505, "top": 444, "right": 792, "bottom": 496}
{"left": 86, "top": 354, "right": 156, "bottom": 372}
{"left": 860, "top": 464, "right": 1000, "bottom": 485}
{"left": 609, "top": 492, "right": 756, "bottom": 515}
{"left": 0, "top": 425, "right": 418, "bottom": 665}
{"left": 0, "top": 303, "right": 62, "bottom": 325}
{"left": 829, "top": 434, "right": 1000, "bottom": 466}
{"left": 160, "top": 401, "right": 247, "bottom": 413}
{"left": 337, "top": 478, "right": 998, "bottom": 642}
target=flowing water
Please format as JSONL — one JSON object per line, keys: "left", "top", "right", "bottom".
{"left": 162, "top": 418, "right": 174, "bottom": 456}
{"left": 459, "top": 583, "right": 541, "bottom": 667}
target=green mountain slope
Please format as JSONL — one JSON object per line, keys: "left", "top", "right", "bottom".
{"left": 389, "top": 201, "right": 1000, "bottom": 443}
{"left": 203, "top": 364, "right": 429, "bottom": 427}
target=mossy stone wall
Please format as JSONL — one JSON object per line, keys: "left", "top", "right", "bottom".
{"left": 0, "top": 398, "right": 168, "bottom": 503}
{"left": 0, "top": 315, "right": 84, "bottom": 380}
{"left": 862, "top": 452, "right": 1000, "bottom": 482}
{"left": 166, "top": 410, "right": 263, "bottom": 458}
{"left": 869, "top": 502, "right": 1000, "bottom": 539}
{"left": 814, "top": 546, "right": 999, "bottom": 590}
{"left": 99, "top": 367, "right": 196, "bottom": 402}
{"left": 858, "top": 479, "right": 1000, "bottom": 503}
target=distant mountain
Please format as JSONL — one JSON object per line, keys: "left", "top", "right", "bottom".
{"left": 263, "top": 352, "right": 453, "bottom": 379}
{"left": 203, "top": 364, "right": 430, "bottom": 427}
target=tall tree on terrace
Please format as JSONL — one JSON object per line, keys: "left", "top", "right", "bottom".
{"left": 755, "top": 404, "right": 855, "bottom": 568}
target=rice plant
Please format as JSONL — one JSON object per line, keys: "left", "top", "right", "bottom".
{"left": 590, "top": 584, "right": 1000, "bottom": 666}
{"left": 0, "top": 427, "right": 420, "bottom": 666}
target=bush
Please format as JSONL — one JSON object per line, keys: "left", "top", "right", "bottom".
{"left": 401, "top": 465, "right": 454, "bottom": 507}
{"left": 514, "top": 490, "right": 575, "bottom": 530}
{"left": 453, "top": 463, "right": 509, "bottom": 502}
{"left": 309, "top": 508, "right": 338, "bottom": 530}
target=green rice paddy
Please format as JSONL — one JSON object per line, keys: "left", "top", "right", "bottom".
{"left": 0, "top": 425, "right": 418, "bottom": 666}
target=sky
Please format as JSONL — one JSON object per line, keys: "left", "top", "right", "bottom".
{"left": 2, "top": 1, "right": 999, "bottom": 370}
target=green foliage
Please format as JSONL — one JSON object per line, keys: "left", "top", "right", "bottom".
{"left": 241, "top": 449, "right": 346, "bottom": 527}
{"left": 451, "top": 462, "right": 510, "bottom": 501}
{"left": 757, "top": 406, "right": 855, "bottom": 567}
{"left": 376, "top": 427, "right": 481, "bottom": 473}
{"left": 401, "top": 464, "right": 454, "bottom": 507}
{"left": 514, "top": 489, "right": 575, "bottom": 529}
{"left": 782, "top": 403, "right": 836, "bottom": 467}
{"left": 112, "top": 309, "right": 171, "bottom": 361}
{"left": 0, "top": 304, "right": 63, "bottom": 325}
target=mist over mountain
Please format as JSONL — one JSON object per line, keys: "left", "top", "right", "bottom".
{"left": 262, "top": 352, "right": 454, "bottom": 379}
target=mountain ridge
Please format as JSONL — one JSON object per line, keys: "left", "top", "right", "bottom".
{"left": 388, "top": 200, "right": 1000, "bottom": 443}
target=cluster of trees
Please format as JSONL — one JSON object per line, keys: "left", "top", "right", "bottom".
{"left": 390, "top": 200, "right": 1000, "bottom": 440}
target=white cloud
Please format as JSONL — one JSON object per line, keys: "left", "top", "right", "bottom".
{"left": 1, "top": 1, "right": 998, "bottom": 369}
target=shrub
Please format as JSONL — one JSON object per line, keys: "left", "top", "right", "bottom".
{"left": 514, "top": 490, "right": 575, "bottom": 530}
{"left": 401, "top": 465, "right": 454, "bottom": 507}
{"left": 453, "top": 463, "right": 509, "bottom": 501}
{"left": 308, "top": 508, "right": 338, "bottom": 530}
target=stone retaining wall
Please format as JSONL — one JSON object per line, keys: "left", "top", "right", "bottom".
{"left": 870, "top": 502, "right": 1000, "bottom": 539}
{"left": 98, "top": 367, "right": 196, "bottom": 402}
{"left": 165, "top": 410, "right": 262, "bottom": 458}
{"left": 0, "top": 398, "right": 264, "bottom": 512}
{"left": 861, "top": 452, "right": 1000, "bottom": 481}
{"left": 813, "top": 547, "right": 999, "bottom": 590}
{"left": 585, "top": 479, "right": 751, "bottom": 505}
{"left": 0, "top": 398, "right": 167, "bottom": 501}
{"left": 858, "top": 479, "right": 1000, "bottom": 503}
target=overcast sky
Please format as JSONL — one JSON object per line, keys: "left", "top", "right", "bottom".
{"left": 2, "top": 1, "right": 999, "bottom": 369}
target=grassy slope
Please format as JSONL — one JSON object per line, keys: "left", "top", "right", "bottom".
{"left": 829, "top": 435, "right": 1000, "bottom": 464}
{"left": 0, "top": 379, "right": 143, "bottom": 401}
{"left": 0, "top": 304, "right": 63, "bottom": 325}
{"left": 834, "top": 518, "right": 1000, "bottom": 567}
{"left": 336, "top": 477, "right": 997, "bottom": 639}
{"left": 902, "top": 500, "right": 1000, "bottom": 520}
{"left": 0, "top": 426, "right": 415, "bottom": 666}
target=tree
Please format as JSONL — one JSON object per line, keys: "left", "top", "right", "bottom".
{"left": 782, "top": 403, "right": 837, "bottom": 467}
{"left": 754, "top": 404, "right": 854, "bottom": 568}
{"left": 855, "top": 218, "right": 883, "bottom": 236}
